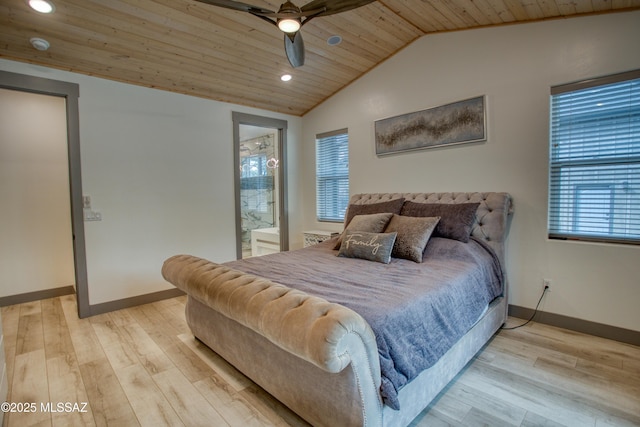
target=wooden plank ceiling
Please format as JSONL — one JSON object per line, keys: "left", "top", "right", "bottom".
{"left": 1, "top": 0, "right": 639, "bottom": 116}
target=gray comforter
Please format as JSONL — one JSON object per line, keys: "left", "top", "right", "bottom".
{"left": 224, "top": 236, "right": 503, "bottom": 410}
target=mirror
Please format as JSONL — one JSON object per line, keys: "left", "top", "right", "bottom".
{"left": 232, "top": 113, "right": 288, "bottom": 259}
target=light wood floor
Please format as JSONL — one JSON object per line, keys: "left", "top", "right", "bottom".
{"left": 2, "top": 295, "right": 639, "bottom": 427}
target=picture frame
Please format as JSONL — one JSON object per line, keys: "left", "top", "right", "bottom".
{"left": 375, "top": 95, "right": 486, "bottom": 156}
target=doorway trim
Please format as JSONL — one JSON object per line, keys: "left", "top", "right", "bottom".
{"left": 0, "top": 70, "right": 90, "bottom": 318}
{"left": 232, "top": 112, "right": 289, "bottom": 259}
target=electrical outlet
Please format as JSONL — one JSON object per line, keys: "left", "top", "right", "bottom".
{"left": 543, "top": 279, "right": 552, "bottom": 292}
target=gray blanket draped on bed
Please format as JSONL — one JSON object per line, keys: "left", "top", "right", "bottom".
{"left": 224, "top": 236, "right": 504, "bottom": 410}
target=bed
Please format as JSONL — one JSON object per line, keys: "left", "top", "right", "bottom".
{"left": 162, "top": 192, "right": 513, "bottom": 427}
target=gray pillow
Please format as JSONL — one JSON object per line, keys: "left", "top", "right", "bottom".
{"left": 384, "top": 215, "right": 440, "bottom": 262}
{"left": 338, "top": 231, "right": 397, "bottom": 264}
{"left": 344, "top": 198, "right": 405, "bottom": 227}
{"left": 400, "top": 202, "right": 480, "bottom": 242}
{"left": 334, "top": 212, "right": 394, "bottom": 249}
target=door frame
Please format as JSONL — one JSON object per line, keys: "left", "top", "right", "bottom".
{"left": 0, "top": 70, "right": 90, "bottom": 318}
{"left": 232, "top": 112, "right": 289, "bottom": 259}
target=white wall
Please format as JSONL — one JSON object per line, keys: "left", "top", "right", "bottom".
{"left": 0, "top": 59, "right": 302, "bottom": 306}
{"left": 301, "top": 11, "right": 640, "bottom": 332}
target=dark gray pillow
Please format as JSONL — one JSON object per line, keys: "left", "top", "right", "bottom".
{"left": 334, "top": 212, "right": 394, "bottom": 249}
{"left": 400, "top": 202, "right": 480, "bottom": 242}
{"left": 384, "top": 215, "right": 440, "bottom": 262}
{"left": 344, "top": 198, "right": 405, "bottom": 227}
{"left": 338, "top": 231, "right": 397, "bottom": 264}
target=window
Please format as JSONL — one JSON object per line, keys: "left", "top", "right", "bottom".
{"left": 316, "top": 129, "right": 349, "bottom": 222}
{"left": 240, "top": 154, "right": 272, "bottom": 213}
{"left": 240, "top": 154, "right": 267, "bottom": 178}
{"left": 548, "top": 70, "right": 640, "bottom": 244}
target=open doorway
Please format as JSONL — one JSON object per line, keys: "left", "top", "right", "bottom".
{"left": 0, "top": 70, "right": 89, "bottom": 318}
{"left": 0, "top": 88, "right": 74, "bottom": 299}
{"left": 232, "top": 113, "right": 288, "bottom": 259}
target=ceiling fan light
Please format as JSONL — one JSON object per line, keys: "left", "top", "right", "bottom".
{"left": 277, "top": 18, "right": 300, "bottom": 33}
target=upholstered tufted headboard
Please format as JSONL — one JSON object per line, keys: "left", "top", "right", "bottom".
{"left": 347, "top": 192, "right": 513, "bottom": 266}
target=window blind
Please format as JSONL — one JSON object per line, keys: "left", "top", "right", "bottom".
{"left": 549, "top": 70, "right": 640, "bottom": 244}
{"left": 316, "top": 129, "right": 349, "bottom": 222}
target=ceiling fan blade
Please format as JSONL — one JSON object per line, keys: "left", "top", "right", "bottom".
{"left": 194, "top": 0, "right": 275, "bottom": 15}
{"left": 284, "top": 31, "right": 305, "bottom": 68}
{"left": 195, "top": 0, "right": 310, "bottom": 19}
{"left": 301, "top": 0, "right": 376, "bottom": 16}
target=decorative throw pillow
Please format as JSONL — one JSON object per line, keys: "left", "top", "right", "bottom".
{"left": 343, "top": 198, "right": 405, "bottom": 227}
{"left": 384, "top": 215, "right": 440, "bottom": 262}
{"left": 400, "top": 202, "right": 480, "bottom": 242}
{"left": 334, "top": 212, "right": 394, "bottom": 249}
{"left": 338, "top": 231, "right": 397, "bottom": 264}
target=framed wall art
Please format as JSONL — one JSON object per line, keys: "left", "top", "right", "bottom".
{"left": 375, "top": 95, "right": 486, "bottom": 156}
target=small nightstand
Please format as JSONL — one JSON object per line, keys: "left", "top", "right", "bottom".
{"left": 303, "top": 230, "right": 339, "bottom": 247}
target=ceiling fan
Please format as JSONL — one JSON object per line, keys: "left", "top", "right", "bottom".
{"left": 195, "top": 0, "right": 376, "bottom": 67}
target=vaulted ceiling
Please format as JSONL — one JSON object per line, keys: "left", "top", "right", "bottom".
{"left": 2, "top": 0, "right": 639, "bottom": 116}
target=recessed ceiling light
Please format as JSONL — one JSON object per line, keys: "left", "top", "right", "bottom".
{"left": 281, "top": 74, "right": 292, "bottom": 82}
{"left": 30, "top": 37, "right": 50, "bottom": 51}
{"left": 28, "top": 0, "right": 55, "bottom": 13}
{"left": 327, "top": 35, "right": 342, "bottom": 46}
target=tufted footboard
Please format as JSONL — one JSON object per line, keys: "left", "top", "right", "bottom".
{"left": 162, "top": 254, "right": 385, "bottom": 426}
